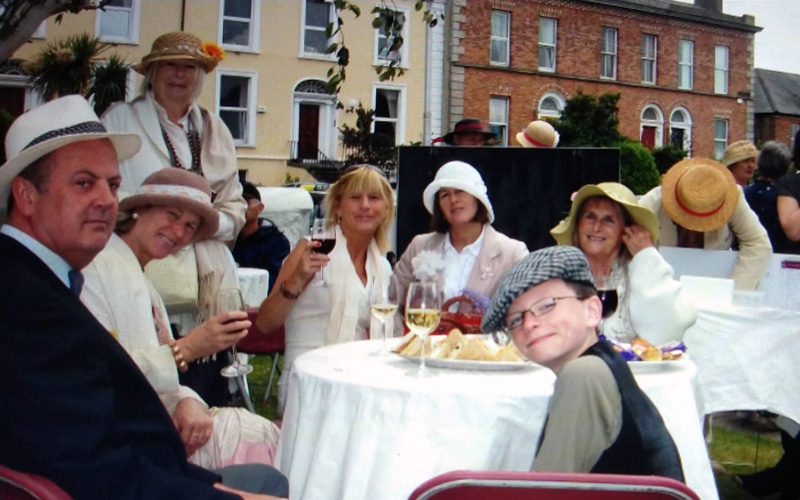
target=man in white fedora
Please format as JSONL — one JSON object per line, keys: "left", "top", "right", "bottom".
{"left": 0, "top": 95, "right": 288, "bottom": 500}
{"left": 638, "top": 157, "right": 771, "bottom": 290}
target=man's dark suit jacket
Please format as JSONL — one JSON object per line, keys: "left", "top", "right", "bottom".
{"left": 0, "top": 234, "right": 240, "bottom": 500}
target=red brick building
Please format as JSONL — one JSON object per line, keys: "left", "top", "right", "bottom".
{"left": 753, "top": 68, "right": 800, "bottom": 152}
{"left": 443, "top": 0, "right": 760, "bottom": 160}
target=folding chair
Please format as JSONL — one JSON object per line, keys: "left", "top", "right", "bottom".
{"left": 408, "top": 470, "right": 701, "bottom": 500}
{"left": 0, "top": 465, "right": 74, "bottom": 500}
{"left": 238, "top": 308, "right": 285, "bottom": 406}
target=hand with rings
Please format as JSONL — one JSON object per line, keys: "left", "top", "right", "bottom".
{"left": 172, "top": 397, "right": 214, "bottom": 457}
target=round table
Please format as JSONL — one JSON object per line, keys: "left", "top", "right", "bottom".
{"left": 236, "top": 267, "right": 269, "bottom": 308}
{"left": 276, "top": 340, "right": 717, "bottom": 500}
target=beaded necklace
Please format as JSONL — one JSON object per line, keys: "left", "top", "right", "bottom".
{"left": 161, "top": 118, "right": 202, "bottom": 176}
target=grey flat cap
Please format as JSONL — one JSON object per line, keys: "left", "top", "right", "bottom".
{"left": 481, "top": 246, "right": 596, "bottom": 332}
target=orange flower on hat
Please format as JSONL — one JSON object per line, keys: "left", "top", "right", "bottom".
{"left": 201, "top": 42, "right": 225, "bottom": 61}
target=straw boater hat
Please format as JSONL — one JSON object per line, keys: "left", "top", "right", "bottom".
{"left": 442, "top": 118, "right": 497, "bottom": 145}
{"left": 133, "top": 32, "right": 224, "bottom": 74}
{"left": 119, "top": 168, "right": 219, "bottom": 242}
{"left": 721, "top": 140, "right": 758, "bottom": 168}
{"left": 550, "top": 182, "right": 659, "bottom": 245}
{"left": 0, "top": 95, "right": 141, "bottom": 211}
{"left": 422, "top": 161, "right": 495, "bottom": 223}
{"left": 660, "top": 157, "right": 739, "bottom": 233}
{"left": 516, "top": 120, "right": 560, "bottom": 148}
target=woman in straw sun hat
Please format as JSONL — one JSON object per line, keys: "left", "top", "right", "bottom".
{"left": 722, "top": 140, "right": 758, "bottom": 187}
{"left": 393, "top": 161, "right": 528, "bottom": 315}
{"left": 550, "top": 182, "right": 696, "bottom": 345}
{"left": 81, "top": 168, "right": 281, "bottom": 470}
{"left": 638, "top": 157, "right": 772, "bottom": 291}
{"left": 102, "top": 32, "right": 245, "bottom": 400}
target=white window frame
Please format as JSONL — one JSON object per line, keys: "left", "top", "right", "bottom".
{"left": 714, "top": 118, "right": 729, "bottom": 160}
{"left": 538, "top": 17, "right": 557, "bottom": 73}
{"left": 219, "top": 0, "right": 261, "bottom": 53}
{"left": 32, "top": 21, "right": 46, "bottom": 39}
{"left": 490, "top": 10, "right": 510, "bottom": 66}
{"left": 640, "top": 104, "right": 664, "bottom": 148}
{"left": 678, "top": 40, "right": 693, "bottom": 90}
{"left": 95, "top": 0, "right": 140, "bottom": 45}
{"left": 125, "top": 69, "right": 137, "bottom": 103}
{"left": 300, "top": 0, "right": 337, "bottom": 60}
{"left": 715, "top": 45, "right": 729, "bottom": 95}
{"left": 216, "top": 69, "right": 258, "bottom": 147}
{"left": 538, "top": 92, "right": 566, "bottom": 119}
{"left": 641, "top": 34, "right": 657, "bottom": 84}
{"left": 600, "top": 27, "right": 617, "bottom": 80}
{"left": 374, "top": 5, "right": 410, "bottom": 68}
{"left": 489, "top": 96, "right": 509, "bottom": 146}
{"left": 372, "top": 83, "right": 406, "bottom": 145}
{"left": 669, "top": 107, "right": 692, "bottom": 156}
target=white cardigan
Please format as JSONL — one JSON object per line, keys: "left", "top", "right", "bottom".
{"left": 81, "top": 234, "right": 203, "bottom": 415}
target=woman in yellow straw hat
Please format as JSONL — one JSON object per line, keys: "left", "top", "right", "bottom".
{"left": 550, "top": 182, "right": 696, "bottom": 344}
{"left": 102, "top": 31, "right": 245, "bottom": 405}
{"left": 722, "top": 140, "right": 758, "bottom": 187}
{"left": 639, "top": 158, "right": 772, "bottom": 290}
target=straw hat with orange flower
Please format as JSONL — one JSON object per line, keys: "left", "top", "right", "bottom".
{"left": 134, "top": 32, "right": 225, "bottom": 74}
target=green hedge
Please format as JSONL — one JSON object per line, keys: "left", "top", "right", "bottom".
{"left": 617, "top": 141, "right": 661, "bottom": 195}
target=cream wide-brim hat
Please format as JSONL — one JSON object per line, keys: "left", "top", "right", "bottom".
{"left": 660, "top": 157, "right": 739, "bottom": 233}
{"left": 133, "top": 31, "right": 221, "bottom": 74}
{"left": 0, "top": 95, "right": 141, "bottom": 211}
{"left": 422, "top": 161, "right": 495, "bottom": 223}
{"left": 550, "top": 182, "right": 659, "bottom": 245}
{"left": 515, "top": 120, "right": 560, "bottom": 148}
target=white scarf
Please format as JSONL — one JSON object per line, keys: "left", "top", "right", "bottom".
{"left": 324, "top": 225, "right": 390, "bottom": 346}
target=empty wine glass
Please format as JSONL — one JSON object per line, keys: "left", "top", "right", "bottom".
{"left": 216, "top": 287, "right": 253, "bottom": 377}
{"left": 370, "top": 279, "right": 399, "bottom": 354}
{"left": 310, "top": 218, "right": 336, "bottom": 284}
{"left": 404, "top": 281, "right": 441, "bottom": 376}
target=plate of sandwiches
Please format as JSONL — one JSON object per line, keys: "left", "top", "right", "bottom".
{"left": 392, "top": 328, "right": 534, "bottom": 371}
{"left": 616, "top": 338, "right": 688, "bottom": 373}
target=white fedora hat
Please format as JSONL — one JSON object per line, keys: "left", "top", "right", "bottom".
{"left": 0, "top": 95, "right": 141, "bottom": 210}
{"left": 422, "top": 160, "right": 495, "bottom": 223}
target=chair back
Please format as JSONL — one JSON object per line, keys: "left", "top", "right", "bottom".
{"left": 0, "top": 465, "right": 74, "bottom": 500}
{"left": 408, "top": 470, "right": 700, "bottom": 500}
{"left": 238, "top": 308, "right": 285, "bottom": 355}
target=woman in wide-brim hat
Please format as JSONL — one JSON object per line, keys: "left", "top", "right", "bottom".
{"left": 550, "top": 182, "right": 697, "bottom": 345}
{"left": 81, "top": 168, "right": 281, "bottom": 470}
{"left": 102, "top": 31, "right": 246, "bottom": 381}
{"left": 442, "top": 118, "right": 497, "bottom": 146}
{"left": 394, "top": 160, "right": 529, "bottom": 316}
{"left": 638, "top": 157, "right": 772, "bottom": 291}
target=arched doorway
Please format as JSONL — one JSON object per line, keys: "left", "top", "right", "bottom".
{"left": 292, "top": 79, "right": 337, "bottom": 161}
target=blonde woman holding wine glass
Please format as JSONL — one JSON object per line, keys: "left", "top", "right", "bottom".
{"left": 256, "top": 166, "right": 395, "bottom": 414}
{"left": 81, "top": 169, "right": 281, "bottom": 469}
{"left": 549, "top": 182, "right": 697, "bottom": 345}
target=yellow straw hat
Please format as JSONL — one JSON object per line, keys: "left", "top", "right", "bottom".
{"left": 660, "top": 157, "right": 739, "bottom": 232}
{"left": 133, "top": 32, "right": 224, "bottom": 74}
{"left": 721, "top": 140, "right": 757, "bottom": 168}
{"left": 550, "top": 182, "right": 659, "bottom": 245}
{"left": 515, "top": 120, "right": 560, "bottom": 148}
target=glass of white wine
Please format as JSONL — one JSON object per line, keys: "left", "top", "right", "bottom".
{"left": 404, "top": 280, "right": 441, "bottom": 376}
{"left": 370, "top": 279, "right": 399, "bottom": 354}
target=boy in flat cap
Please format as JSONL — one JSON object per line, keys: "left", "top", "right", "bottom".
{"left": 482, "top": 246, "right": 684, "bottom": 481}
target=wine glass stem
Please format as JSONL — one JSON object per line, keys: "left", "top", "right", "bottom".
{"left": 419, "top": 335, "right": 427, "bottom": 373}
{"left": 382, "top": 319, "right": 388, "bottom": 352}
{"left": 230, "top": 345, "right": 239, "bottom": 367}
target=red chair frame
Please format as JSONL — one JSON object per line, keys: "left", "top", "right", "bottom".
{"left": 408, "top": 470, "right": 701, "bottom": 500}
{"left": 0, "top": 465, "right": 73, "bottom": 500}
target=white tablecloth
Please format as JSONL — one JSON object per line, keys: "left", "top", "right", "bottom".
{"left": 236, "top": 267, "right": 269, "bottom": 308}
{"left": 276, "top": 340, "right": 717, "bottom": 500}
{"left": 685, "top": 305, "right": 800, "bottom": 424}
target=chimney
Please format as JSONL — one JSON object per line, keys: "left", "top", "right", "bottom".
{"left": 694, "top": 0, "right": 722, "bottom": 13}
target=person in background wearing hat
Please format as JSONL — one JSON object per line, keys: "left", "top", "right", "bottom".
{"left": 102, "top": 31, "right": 247, "bottom": 404}
{"left": 81, "top": 169, "right": 282, "bottom": 470}
{"left": 442, "top": 118, "right": 497, "bottom": 146}
{"left": 550, "top": 183, "right": 696, "bottom": 345}
{"left": 743, "top": 141, "right": 794, "bottom": 254}
{"left": 481, "top": 247, "right": 684, "bottom": 480}
{"left": 0, "top": 96, "right": 288, "bottom": 500}
{"left": 776, "top": 142, "right": 800, "bottom": 252}
{"left": 394, "top": 161, "right": 528, "bottom": 314}
{"left": 516, "top": 120, "right": 560, "bottom": 148}
{"left": 233, "top": 182, "right": 290, "bottom": 293}
{"left": 722, "top": 140, "right": 759, "bottom": 187}
{"left": 639, "top": 158, "right": 771, "bottom": 290}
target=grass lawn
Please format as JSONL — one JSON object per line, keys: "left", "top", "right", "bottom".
{"left": 244, "top": 355, "right": 783, "bottom": 500}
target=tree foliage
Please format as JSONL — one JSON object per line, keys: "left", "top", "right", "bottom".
{"left": 327, "top": 0, "right": 442, "bottom": 95}
{"left": 339, "top": 103, "right": 397, "bottom": 176}
{"left": 617, "top": 140, "right": 661, "bottom": 195}
{"left": 553, "top": 91, "right": 624, "bottom": 147}
{"left": 652, "top": 144, "right": 688, "bottom": 175}
{"left": 0, "top": 0, "right": 111, "bottom": 62}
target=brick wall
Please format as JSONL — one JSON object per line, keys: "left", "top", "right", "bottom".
{"left": 451, "top": 0, "right": 756, "bottom": 158}
{"left": 757, "top": 115, "right": 800, "bottom": 148}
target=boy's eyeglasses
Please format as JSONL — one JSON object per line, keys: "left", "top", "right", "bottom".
{"left": 504, "top": 296, "right": 586, "bottom": 330}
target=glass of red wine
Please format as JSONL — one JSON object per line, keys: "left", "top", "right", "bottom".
{"left": 310, "top": 218, "right": 335, "bottom": 284}
{"left": 598, "top": 288, "right": 619, "bottom": 319}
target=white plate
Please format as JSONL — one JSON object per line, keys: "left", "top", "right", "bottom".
{"left": 627, "top": 358, "right": 687, "bottom": 373}
{"left": 393, "top": 353, "right": 535, "bottom": 371}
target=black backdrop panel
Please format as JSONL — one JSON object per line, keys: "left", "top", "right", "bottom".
{"left": 395, "top": 146, "right": 620, "bottom": 256}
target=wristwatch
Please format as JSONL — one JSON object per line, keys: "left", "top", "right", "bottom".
{"left": 280, "top": 280, "right": 301, "bottom": 300}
